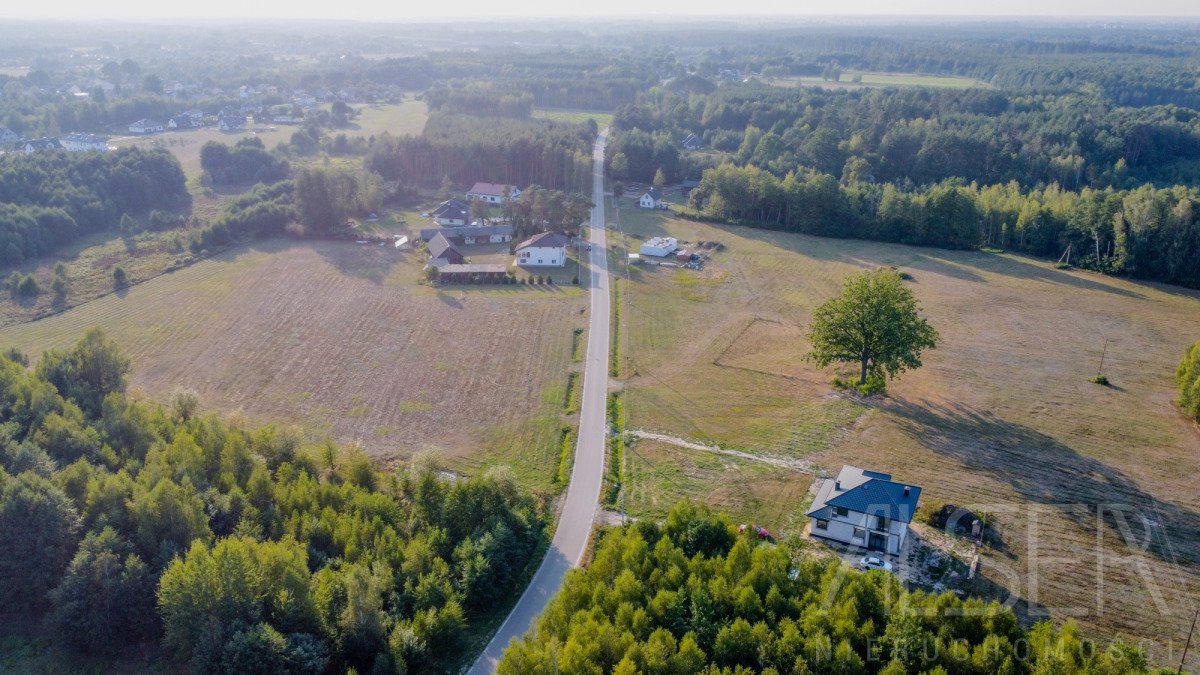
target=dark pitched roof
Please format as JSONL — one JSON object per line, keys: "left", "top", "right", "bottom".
{"left": 420, "top": 224, "right": 514, "bottom": 241}
{"left": 642, "top": 187, "right": 662, "bottom": 201}
{"left": 432, "top": 199, "right": 469, "bottom": 220}
{"left": 680, "top": 179, "right": 701, "bottom": 189}
{"left": 467, "top": 182, "right": 514, "bottom": 197}
{"left": 427, "top": 232, "right": 462, "bottom": 260}
{"left": 806, "top": 465, "right": 921, "bottom": 523}
{"left": 25, "top": 138, "right": 62, "bottom": 151}
{"left": 515, "top": 231, "right": 569, "bottom": 251}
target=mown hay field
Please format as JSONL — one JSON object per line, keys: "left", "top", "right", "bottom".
{"left": 610, "top": 202, "right": 1200, "bottom": 667}
{"left": 0, "top": 238, "right": 585, "bottom": 492}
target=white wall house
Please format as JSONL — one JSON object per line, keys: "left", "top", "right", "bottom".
{"left": 431, "top": 199, "right": 470, "bottom": 227}
{"left": 639, "top": 187, "right": 663, "bottom": 209}
{"left": 807, "top": 465, "right": 921, "bottom": 556}
{"left": 467, "top": 182, "right": 521, "bottom": 204}
{"left": 514, "top": 232, "right": 569, "bottom": 267}
{"left": 128, "top": 119, "right": 164, "bottom": 134}
{"left": 0, "top": 126, "right": 19, "bottom": 145}
{"left": 639, "top": 236, "right": 678, "bottom": 257}
{"left": 60, "top": 132, "right": 108, "bottom": 152}
{"left": 24, "top": 138, "right": 62, "bottom": 153}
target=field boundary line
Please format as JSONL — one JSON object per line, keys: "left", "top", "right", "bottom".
{"left": 626, "top": 429, "right": 814, "bottom": 472}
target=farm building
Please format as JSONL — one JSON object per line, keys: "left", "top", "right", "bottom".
{"left": 168, "top": 115, "right": 198, "bottom": 130}
{"left": 639, "top": 237, "right": 678, "bottom": 257}
{"left": 515, "top": 231, "right": 569, "bottom": 267}
{"left": 24, "top": 138, "right": 63, "bottom": 153}
{"left": 431, "top": 199, "right": 470, "bottom": 227}
{"left": 675, "top": 250, "right": 693, "bottom": 263}
{"left": 466, "top": 182, "right": 522, "bottom": 204}
{"left": 128, "top": 118, "right": 164, "bottom": 134}
{"left": 681, "top": 133, "right": 702, "bottom": 150}
{"left": 806, "top": 465, "right": 921, "bottom": 556}
{"left": 435, "top": 264, "right": 509, "bottom": 284}
{"left": 639, "top": 188, "right": 663, "bottom": 209}
{"left": 0, "top": 126, "right": 19, "bottom": 144}
{"left": 60, "top": 132, "right": 108, "bottom": 152}
{"left": 427, "top": 233, "right": 466, "bottom": 266}
{"left": 419, "top": 224, "right": 514, "bottom": 245}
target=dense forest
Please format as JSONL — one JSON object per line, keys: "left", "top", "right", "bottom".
{"left": 366, "top": 113, "right": 595, "bottom": 195}
{"left": 0, "top": 148, "right": 189, "bottom": 265}
{"left": 500, "top": 502, "right": 1159, "bottom": 674}
{"left": 0, "top": 329, "right": 546, "bottom": 673}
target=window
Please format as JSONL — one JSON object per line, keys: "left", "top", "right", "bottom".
{"left": 833, "top": 506, "right": 849, "bottom": 518}
{"left": 814, "top": 519, "right": 829, "bottom": 531}
{"left": 875, "top": 515, "right": 891, "bottom": 530}
{"left": 853, "top": 528, "right": 865, "bottom": 540}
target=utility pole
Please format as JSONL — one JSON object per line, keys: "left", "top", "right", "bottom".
{"left": 1180, "top": 606, "right": 1198, "bottom": 675}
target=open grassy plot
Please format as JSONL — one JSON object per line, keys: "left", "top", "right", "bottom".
{"left": 348, "top": 100, "right": 429, "bottom": 138}
{"left": 532, "top": 108, "right": 614, "bottom": 129}
{"left": 0, "top": 238, "right": 586, "bottom": 491}
{"left": 624, "top": 437, "right": 812, "bottom": 533}
{"left": 610, "top": 203, "right": 1200, "bottom": 665}
{"left": 768, "top": 71, "right": 988, "bottom": 90}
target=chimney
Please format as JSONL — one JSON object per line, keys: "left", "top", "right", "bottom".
{"left": 835, "top": 480, "right": 841, "bottom": 491}
{"left": 903, "top": 485, "right": 911, "bottom": 497}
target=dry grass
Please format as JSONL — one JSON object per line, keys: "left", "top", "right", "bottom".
{"left": 611, "top": 203, "right": 1200, "bottom": 667}
{"left": 0, "top": 238, "right": 585, "bottom": 491}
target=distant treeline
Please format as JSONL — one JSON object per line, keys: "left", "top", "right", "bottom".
{"left": 0, "top": 147, "right": 188, "bottom": 264}
{"left": 366, "top": 113, "right": 594, "bottom": 194}
{"left": 0, "top": 329, "right": 546, "bottom": 673}
{"left": 690, "top": 163, "right": 1200, "bottom": 288}
{"left": 614, "top": 85, "right": 1200, "bottom": 190}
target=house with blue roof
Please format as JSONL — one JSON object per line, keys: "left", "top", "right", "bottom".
{"left": 807, "top": 465, "right": 921, "bottom": 555}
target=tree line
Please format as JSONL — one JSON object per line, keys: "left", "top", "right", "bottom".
{"left": 0, "top": 328, "right": 546, "bottom": 673}
{"left": 365, "top": 112, "right": 595, "bottom": 195}
{"left": 500, "top": 501, "right": 1160, "bottom": 674}
{"left": 0, "top": 147, "right": 189, "bottom": 265}
{"left": 689, "top": 163, "right": 1200, "bottom": 289}
{"left": 199, "top": 137, "right": 290, "bottom": 186}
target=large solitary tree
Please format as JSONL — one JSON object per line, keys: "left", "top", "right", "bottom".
{"left": 806, "top": 268, "right": 939, "bottom": 388}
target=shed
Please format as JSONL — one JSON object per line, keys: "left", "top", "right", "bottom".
{"left": 675, "top": 250, "right": 693, "bottom": 262}
{"left": 639, "top": 236, "right": 678, "bottom": 257}
{"left": 427, "top": 233, "right": 465, "bottom": 265}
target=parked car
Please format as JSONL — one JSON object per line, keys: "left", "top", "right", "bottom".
{"left": 858, "top": 556, "right": 894, "bottom": 572}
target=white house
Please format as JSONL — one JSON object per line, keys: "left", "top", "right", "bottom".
{"left": 128, "top": 119, "right": 164, "bottom": 134}
{"left": 0, "top": 126, "right": 20, "bottom": 145}
{"left": 431, "top": 199, "right": 470, "bottom": 227}
{"left": 807, "top": 465, "right": 921, "bottom": 556}
{"left": 60, "top": 132, "right": 108, "bottom": 152}
{"left": 168, "top": 115, "right": 197, "bottom": 130}
{"left": 639, "top": 187, "right": 663, "bottom": 209}
{"left": 467, "top": 182, "right": 521, "bottom": 204}
{"left": 514, "top": 232, "right": 569, "bottom": 267}
{"left": 639, "top": 236, "right": 678, "bottom": 257}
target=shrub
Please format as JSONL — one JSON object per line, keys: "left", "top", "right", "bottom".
{"left": 572, "top": 275, "right": 579, "bottom": 284}
{"left": 16, "top": 274, "right": 40, "bottom": 298}
{"left": 1176, "top": 340, "right": 1200, "bottom": 421}
{"left": 1091, "top": 374, "right": 1111, "bottom": 386}
{"left": 112, "top": 266, "right": 129, "bottom": 289}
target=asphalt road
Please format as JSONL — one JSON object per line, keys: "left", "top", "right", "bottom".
{"left": 467, "top": 130, "right": 611, "bottom": 674}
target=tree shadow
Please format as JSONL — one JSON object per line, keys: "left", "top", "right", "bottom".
{"left": 885, "top": 398, "right": 1200, "bottom": 568}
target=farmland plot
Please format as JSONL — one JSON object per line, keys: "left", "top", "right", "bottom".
{"left": 0, "top": 238, "right": 585, "bottom": 491}
{"left": 610, "top": 204, "right": 1200, "bottom": 668}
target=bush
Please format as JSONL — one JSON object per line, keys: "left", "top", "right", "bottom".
{"left": 16, "top": 274, "right": 39, "bottom": 298}
{"left": 1091, "top": 374, "right": 1111, "bottom": 386}
{"left": 1178, "top": 340, "right": 1200, "bottom": 422}
{"left": 112, "top": 266, "right": 129, "bottom": 289}
{"left": 572, "top": 275, "right": 579, "bottom": 284}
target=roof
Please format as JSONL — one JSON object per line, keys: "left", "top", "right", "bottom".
{"left": 806, "top": 465, "right": 921, "bottom": 524}
{"left": 436, "top": 263, "right": 508, "bottom": 274}
{"left": 427, "top": 232, "right": 462, "bottom": 260}
{"left": 63, "top": 132, "right": 107, "bottom": 143}
{"left": 25, "top": 138, "right": 62, "bottom": 150}
{"left": 130, "top": 118, "right": 161, "bottom": 127}
{"left": 515, "top": 231, "right": 569, "bottom": 251}
{"left": 467, "top": 182, "right": 516, "bottom": 197}
{"left": 420, "top": 224, "right": 514, "bottom": 240}
{"left": 642, "top": 188, "right": 662, "bottom": 201}
{"left": 432, "top": 199, "right": 469, "bottom": 216}
{"left": 680, "top": 179, "right": 701, "bottom": 189}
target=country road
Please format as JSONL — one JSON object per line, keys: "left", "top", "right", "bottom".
{"left": 467, "top": 130, "right": 611, "bottom": 674}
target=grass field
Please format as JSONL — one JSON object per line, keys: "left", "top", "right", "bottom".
{"left": 609, "top": 201, "right": 1200, "bottom": 667}
{"left": 0, "top": 238, "right": 586, "bottom": 492}
{"left": 111, "top": 101, "right": 429, "bottom": 179}
{"left": 532, "top": 108, "right": 614, "bottom": 130}
{"left": 768, "top": 71, "right": 988, "bottom": 90}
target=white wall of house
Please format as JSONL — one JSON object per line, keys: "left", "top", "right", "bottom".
{"left": 639, "top": 193, "right": 659, "bottom": 208}
{"left": 810, "top": 510, "right": 907, "bottom": 555}
{"left": 516, "top": 245, "right": 566, "bottom": 267}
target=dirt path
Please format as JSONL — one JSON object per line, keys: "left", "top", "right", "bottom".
{"left": 626, "top": 429, "right": 816, "bottom": 472}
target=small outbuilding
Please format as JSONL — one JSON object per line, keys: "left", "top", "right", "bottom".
{"left": 436, "top": 263, "right": 509, "bottom": 284}
{"left": 639, "top": 236, "right": 678, "bottom": 257}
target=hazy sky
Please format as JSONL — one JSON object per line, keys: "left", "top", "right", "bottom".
{"left": 3, "top": 0, "right": 1200, "bottom": 19}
